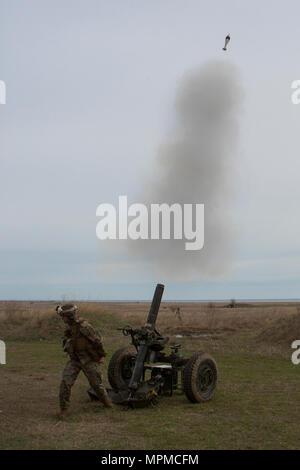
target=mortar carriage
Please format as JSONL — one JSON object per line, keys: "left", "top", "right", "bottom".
{"left": 88, "top": 284, "right": 217, "bottom": 407}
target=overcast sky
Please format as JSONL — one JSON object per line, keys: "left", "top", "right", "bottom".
{"left": 1, "top": 0, "right": 300, "bottom": 300}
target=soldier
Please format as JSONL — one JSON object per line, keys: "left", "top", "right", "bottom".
{"left": 175, "top": 307, "right": 182, "bottom": 322}
{"left": 56, "top": 303, "right": 113, "bottom": 419}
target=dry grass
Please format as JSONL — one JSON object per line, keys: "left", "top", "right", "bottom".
{"left": 1, "top": 301, "right": 300, "bottom": 348}
{"left": 0, "top": 302, "right": 61, "bottom": 340}
{"left": 257, "top": 311, "right": 300, "bottom": 346}
{"left": 0, "top": 301, "right": 117, "bottom": 341}
{"left": 107, "top": 301, "right": 300, "bottom": 339}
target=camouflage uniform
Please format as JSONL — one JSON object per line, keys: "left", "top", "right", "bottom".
{"left": 57, "top": 305, "right": 112, "bottom": 412}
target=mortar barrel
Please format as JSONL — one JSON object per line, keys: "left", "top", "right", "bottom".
{"left": 146, "top": 283, "right": 164, "bottom": 327}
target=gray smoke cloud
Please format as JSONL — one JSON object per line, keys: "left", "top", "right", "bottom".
{"left": 128, "top": 60, "right": 243, "bottom": 280}
{"left": 98, "top": 60, "right": 243, "bottom": 282}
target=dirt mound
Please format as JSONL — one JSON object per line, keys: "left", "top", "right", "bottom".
{"left": 257, "top": 313, "right": 300, "bottom": 346}
{"left": 0, "top": 302, "right": 61, "bottom": 340}
{"left": 0, "top": 301, "right": 118, "bottom": 341}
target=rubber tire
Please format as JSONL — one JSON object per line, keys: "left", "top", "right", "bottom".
{"left": 183, "top": 352, "right": 217, "bottom": 403}
{"left": 108, "top": 346, "right": 137, "bottom": 390}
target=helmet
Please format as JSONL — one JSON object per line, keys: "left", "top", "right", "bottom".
{"left": 56, "top": 304, "right": 78, "bottom": 320}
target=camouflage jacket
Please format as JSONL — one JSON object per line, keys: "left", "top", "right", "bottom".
{"left": 63, "top": 318, "right": 106, "bottom": 363}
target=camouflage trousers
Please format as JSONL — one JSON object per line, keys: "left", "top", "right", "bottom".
{"left": 59, "top": 358, "right": 109, "bottom": 410}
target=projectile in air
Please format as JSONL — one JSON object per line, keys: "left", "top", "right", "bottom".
{"left": 223, "top": 34, "right": 230, "bottom": 51}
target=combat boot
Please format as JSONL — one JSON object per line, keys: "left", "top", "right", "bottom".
{"left": 58, "top": 408, "right": 70, "bottom": 420}
{"left": 102, "top": 395, "right": 114, "bottom": 409}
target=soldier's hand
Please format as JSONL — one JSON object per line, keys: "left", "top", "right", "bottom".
{"left": 99, "top": 357, "right": 104, "bottom": 364}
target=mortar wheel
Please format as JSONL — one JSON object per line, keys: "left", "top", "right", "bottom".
{"left": 183, "top": 352, "right": 217, "bottom": 403}
{"left": 108, "top": 346, "right": 137, "bottom": 390}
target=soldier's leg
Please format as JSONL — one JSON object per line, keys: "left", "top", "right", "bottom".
{"left": 82, "top": 361, "right": 113, "bottom": 408}
{"left": 59, "top": 359, "right": 82, "bottom": 412}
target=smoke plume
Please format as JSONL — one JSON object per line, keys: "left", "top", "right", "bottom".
{"left": 129, "top": 60, "right": 243, "bottom": 280}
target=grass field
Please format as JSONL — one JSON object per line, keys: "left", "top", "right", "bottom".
{"left": 0, "top": 300, "right": 300, "bottom": 450}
